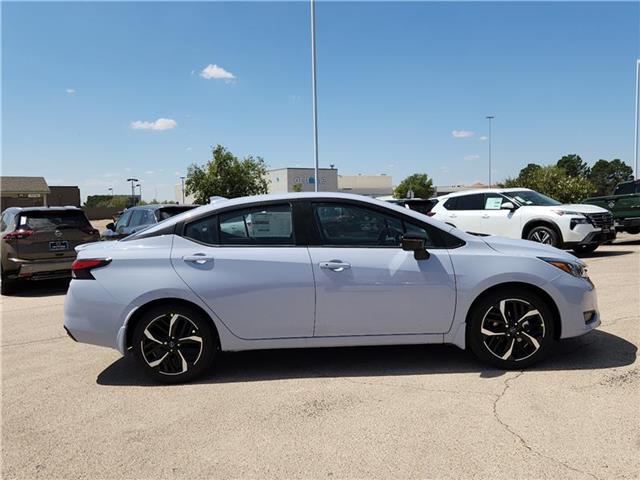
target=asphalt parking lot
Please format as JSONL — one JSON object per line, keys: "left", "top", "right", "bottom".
{"left": 2, "top": 234, "right": 638, "bottom": 479}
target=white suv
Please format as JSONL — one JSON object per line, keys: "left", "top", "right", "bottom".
{"left": 430, "top": 188, "right": 615, "bottom": 253}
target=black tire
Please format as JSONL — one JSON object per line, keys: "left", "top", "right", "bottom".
{"left": 573, "top": 244, "right": 598, "bottom": 255}
{"left": 1, "top": 268, "right": 17, "bottom": 296}
{"left": 526, "top": 225, "right": 560, "bottom": 248}
{"left": 132, "top": 304, "right": 217, "bottom": 383}
{"left": 467, "top": 288, "right": 556, "bottom": 369}
{"left": 625, "top": 227, "right": 640, "bottom": 235}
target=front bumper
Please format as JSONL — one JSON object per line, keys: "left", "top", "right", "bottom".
{"left": 7, "top": 257, "right": 74, "bottom": 280}
{"left": 547, "top": 273, "right": 600, "bottom": 339}
{"left": 564, "top": 229, "right": 616, "bottom": 247}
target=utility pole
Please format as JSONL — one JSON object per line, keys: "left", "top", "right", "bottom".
{"left": 486, "top": 116, "right": 495, "bottom": 187}
{"left": 180, "top": 176, "right": 186, "bottom": 204}
{"left": 310, "top": 0, "right": 319, "bottom": 192}
{"left": 126, "top": 178, "right": 138, "bottom": 206}
{"left": 136, "top": 183, "right": 142, "bottom": 203}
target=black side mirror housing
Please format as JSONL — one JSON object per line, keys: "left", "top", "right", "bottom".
{"left": 106, "top": 222, "right": 116, "bottom": 231}
{"left": 401, "top": 235, "right": 430, "bottom": 260}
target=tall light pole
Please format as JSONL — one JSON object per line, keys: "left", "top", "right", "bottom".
{"left": 486, "top": 116, "right": 495, "bottom": 187}
{"left": 310, "top": 0, "right": 319, "bottom": 192}
{"left": 136, "top": 183, "right": 142, "bottom": 203}
{"left": 126, "top": 178, "right": 138, "bottom": 207}
{"left": 180, "top": 176, "right": 186, "bottom": 204}
{"left": 634, "top": 59, "right": 639, "bottom": 179}
{"left": 108, "top": 187, "right": 113, "bottom": 198}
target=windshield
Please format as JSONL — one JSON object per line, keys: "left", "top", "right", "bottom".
{"left": 503, "top": 190, "right": 561, "bottom": 206}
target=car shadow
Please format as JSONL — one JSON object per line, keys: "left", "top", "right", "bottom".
{"left": 96, "top": 329, "right": 637, "bottom": 387}
{"left": 3, "top": 278, "right": 70, "bottom": 298}
{"left": 573, "top": 249, "right": 634, "bottom": 259}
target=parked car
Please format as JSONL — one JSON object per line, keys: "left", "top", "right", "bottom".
{"left": 430, "top": 188, "right": 614, "bottom": 254}
{"left": 385, "top": 198, "right": 439, "bottom": 215}
{"left": 64, "top": 193, "right": 599, "bottom": 383}
{"left": 1, "top": 207, "right": 99, "bottom": 294}
{"left": 101, "top": 204, "right": 198, "bottom": 240}
{"left": 583, "top": 179, "right": 640, "bottom": 235}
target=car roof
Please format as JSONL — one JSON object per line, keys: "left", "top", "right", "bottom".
{"left": 129, "top": 192, "right": 459, "bottom": 239}
{"left": 4, "top": 206, "right": 83, "bottom": 213}
{"left": 442, "top": 187, "right": 533, "bottom": 198}
{"left": 126, "top": 204, "right": 198, "bottom": 211}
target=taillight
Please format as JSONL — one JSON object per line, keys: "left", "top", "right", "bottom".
{"left": 3, "top": 229, "right": 34, "bottom": 240}
{"left": 71, "top": 258, "right": 111, "bottom": 279}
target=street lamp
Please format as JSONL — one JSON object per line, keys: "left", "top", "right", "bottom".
{"left": 107, "top": 187, "right": 113, "bottom": 197}
{"left": 634, "top": 59, "right": 639, "bottom": 179}
{"left": 136, "top": 183, "right": 142, "bottom": 203}
{"left": 180, "top": 176, "right": 186, "bottom": 204}
{"left": 126, "top": 178, "right": 138, "bottom": 206}
{"left": 310, "top": 0, "right": 319, "bottom": 192}
{"left": 486, "top": 116, "right": 495, "bottom": 187}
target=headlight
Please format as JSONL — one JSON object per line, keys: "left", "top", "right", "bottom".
{"left": 539, "top": 257, "right": 589, "bottom": 279}
{"left": 570, "top": 217, "right": 590, "bottom": 229}
{"left": 551, "top": 209, "right": 586, "bottom": 217}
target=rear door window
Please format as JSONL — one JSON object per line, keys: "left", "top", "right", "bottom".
{"left": 219, "top": 204, "right": 294, "bottom": 245}
{"left": 129, "top": 209, "right": 156, "bottom": 227}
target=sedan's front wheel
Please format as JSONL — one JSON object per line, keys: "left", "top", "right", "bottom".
{"left": 132, "top": 305, "right": 216, "bottom": 383}
{"left": 467, "top": 289, "right": 555, "bottom": 369}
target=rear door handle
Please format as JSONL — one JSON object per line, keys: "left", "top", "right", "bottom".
{"left": 319, "top": 261, "right": 351, "bottom": 272}
{"left": 482, "top": 214, "right": 490, "bottom": 219}
{"left": 449, "top": 214, "right": 457, "bottom": 218}
{"left": 183, "top": 253, "right": 215, "bottom": 265}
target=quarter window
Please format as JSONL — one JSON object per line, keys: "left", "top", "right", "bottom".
{"left": 219, "top": 204, "right": 293, "bottom": 245}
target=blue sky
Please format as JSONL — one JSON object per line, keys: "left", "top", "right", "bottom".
{"left": 2, "top": 1, "right": 639, "bottom": 201}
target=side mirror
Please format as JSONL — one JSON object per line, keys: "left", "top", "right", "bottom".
{"left": 401, "top": 235, "right": 430, "bottom": 260}
{"left": 501, "top": 201, "right": 517, "bottom": 211}
{"left": 106, "top": 222, "right": 115, "bottom": 231}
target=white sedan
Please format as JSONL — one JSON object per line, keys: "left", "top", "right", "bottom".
{"left": 64, "top": 193, "right": 600, "bottom": 383}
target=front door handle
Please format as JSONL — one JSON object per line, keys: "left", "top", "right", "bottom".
{"left": 183, "top": 253, "right": 215, "bottom": 265}
{"left": 482, "top": 214, "right": 490, "bottom": 219}
{"left": 449, "top": 214, "right": 457, "bottom": 218}
{"left": 319, "top": 260, "right": 351, "bottom": 272}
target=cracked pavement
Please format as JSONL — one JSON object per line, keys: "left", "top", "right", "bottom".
{"left": 2, "top": 234, "right": 638, "bottom": 479}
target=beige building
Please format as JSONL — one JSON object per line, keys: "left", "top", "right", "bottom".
{"left": 338, "top": 174, "right": 393, "bottom": 197}
{"left": 435, "top": 182, "right": 489, "bottom": 196}
{"left": 267, "top": 168, "right": 338, "bottom": 193}
{"left": 174, "top": 184, "right": 196, "bottom": 205}
{"left": 0, "top": 176, "right": 50, "bottom": 211}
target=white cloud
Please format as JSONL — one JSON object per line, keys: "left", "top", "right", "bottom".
{"left": 124, "top": 168, "right": 132, "bottom": 172}
{"left": 186, "top": 147, "right": 193, "bottom": 151}
{"left": 479, "top": 136, "right": 488, "bottom": 141}
{"left": 464, "top": 155, "right": 480, "bottom": 161}
{"left": 130, "top": 118, "right": 177, "bottom": 131}
{"left": 145, "top": 170, "right": 155, "bottom": 175}
{"left": 200, "top": 64, "right": 236, "bottom": 81}
{"left": 452, "top": 130, "right": 475, "bottom": 138}
{"left": 66, "top": 88, "right": 76, "bottom": 94}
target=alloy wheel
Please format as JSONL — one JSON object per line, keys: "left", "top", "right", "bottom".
{"left": 529, "top": 229, "right": 553, "bottom": 244}
{"left": 480, "top": 298, "right": 545, "bottom": 362}
{"left": 140, "top": 313, "right": 204, "bottom": 375}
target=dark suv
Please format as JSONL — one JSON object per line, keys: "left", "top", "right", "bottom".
{"left": 101, "top": 204, "right": 198, "bottom": 240}
{"left": 1, "top": 207, "right": 99, "bottom": 294}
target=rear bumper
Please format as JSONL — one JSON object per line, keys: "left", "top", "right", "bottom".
{"left": 6, "top": 257, "right": 74, "bottom": 280}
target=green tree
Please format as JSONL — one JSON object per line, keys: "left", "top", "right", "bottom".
{"left": 292, "top": 183, "right": 303, "bottom": 192}
{"left": 518, "top": 163, "right": 543, "bottom": 179}
{"left": 502, "top": 165, "right": 594, "bottom": 203}
{"left": 393, "top": 173, "right": 435, "bottom": 199}
{"left": 556, "top": 154, "right": 590, "bottom": 178}
{"left": 185, "top": 145, "right": 269, "bottom": 203}
{"left": 588, "top": 159, "right": 633, "bottom": 196}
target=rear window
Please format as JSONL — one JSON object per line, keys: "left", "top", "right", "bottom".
{"left": 444, "top": 194, "right": 484, "bottom": 210}
{"left": 407, "top": 199, "right": 437, "bottom": 214}
{"left": 20, "top": 211, "right": 90, "bottom": 230}
{"left": 157, "top": 206, "right": 196, "bottom": 221}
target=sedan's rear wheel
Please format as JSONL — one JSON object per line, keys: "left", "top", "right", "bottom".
{"left": 467, "top": 289, "right": 555, "bottom": 369}
{"left": 132, "top": 305, "right": 216, "bottom": 383}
